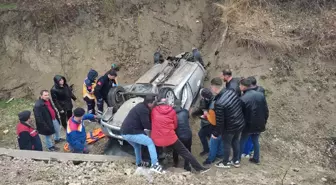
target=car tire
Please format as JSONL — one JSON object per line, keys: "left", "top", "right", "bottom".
{"left": 107, "top": 86, "right": 126, "bottom": 113}
{"left": 159, "top": 87, "right": 176, "bottom": 105}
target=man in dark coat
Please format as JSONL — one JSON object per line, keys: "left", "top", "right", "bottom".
{"left": 51, "top": 75, "right": 77, "bottom": 129}
{"left": 210, "top": 77, "right": 245, "bottom": 169}
{"left": 190, "top": 88, "right": 213, "bottom": 156}
{"left": 173, "top": 99, "right": 193, "bottom": 171}
{"left": 220, "top": 69, "right": 242, "bottom": 97}
{"left": 34, "top": 90, "right": 64, "bottom": 151}
{"left": 94, "top": 69, "right": 118, "bottom": 115}
{"left": 239, "top": 78, "right": 269, "bottom": 164}
{"left": 16, "top": 110, "right": 42, "bottom": 151}
{"left": 247, "top": 76, "right": 266, "bottom": 95}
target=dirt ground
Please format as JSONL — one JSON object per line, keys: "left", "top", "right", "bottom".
{"left": 0, "top": 0, "right": 335, "bottom": 184}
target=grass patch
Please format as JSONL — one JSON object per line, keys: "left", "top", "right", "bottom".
{"left": 0, "top": 98, "right": 35, "bottom": 148}
{"left": 0, "top": 3, "right": 17, "bottom": 10}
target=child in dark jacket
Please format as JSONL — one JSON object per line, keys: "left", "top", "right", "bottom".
{"left": 66, "top": 108, "right": 97, "bottom": 153}
{"left": 16, "top": 110, "right": 43, "bottom": 151}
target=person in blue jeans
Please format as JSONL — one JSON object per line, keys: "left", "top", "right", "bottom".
{"left": 120, "top": 95, "right": 164, "bottom": 174}
{"left": 242, "top": 137, "right": 254, "bottom": 158}
{"left": 239, "top": 78, "right": 269, "bottom": 164}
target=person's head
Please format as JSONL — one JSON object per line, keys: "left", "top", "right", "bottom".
{"left": 210, "top": 77, "right": 223, "bottom": 95}
{"left": 247, "top": 76, "right": 257, "bottom": 87}
{"left": 240, "top": 78, "right": 252, "bottom": 92}
{"left": 18, "top": 110, "right": 32, "bottom": 124}
{"left": 88, "top": 69, "right": 98, "bottom": 81}
{"left": 221, "top": 69, "right": 232, "bottom": 82}
{"left": 40, "top": 90, "right": 50, "bottom": 101}
{"left": 174, "top": 99, "right": 182, "bottom": 108}
{"left": 107, "top": 69, "right": 117, "bottom": 80}
{"left": 157, "top": 98, "right": 168, "bottom": 106}
{"left": 58, "top": 78, "right": 64, "bottom": 86}
{"left": 73, "top": 107, "right": 85, "bottom": 121}
{"left": 200, "top": 88, "right": 213, "bottom": 100}
{"left": 144, "top": 95, "right": 155, "bottom": 109}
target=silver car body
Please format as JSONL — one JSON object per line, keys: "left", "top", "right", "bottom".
{"left": 100, "top": 53, "right": 206, "bottom": 142}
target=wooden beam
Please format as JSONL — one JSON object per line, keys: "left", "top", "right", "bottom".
{"left": 0, "top": 148, "right": 133, "bottom": 163}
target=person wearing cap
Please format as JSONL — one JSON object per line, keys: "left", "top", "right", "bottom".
{"left": 210, "top": 77, "right": 245, "bottom": 169}
{"left": 83, "top": 69, "right": 99, "bottom": 115}
{"left": 120, "top": 95, "right": 164, "bottom": 174}
{"left": 190, "top": 88, "right": 213, "bottom": 156}
{"left": 51, "top": 75, "right": 77, "bottom": 130}
{"left": 66, "top": 107, "right": 99, "bottom": 153}
{"left": 239, "top": 78, "right": 269, "bottom": 164}
{"left": 172, "top": 99, "right": 193, "bottom": 171}
{"left": 220, "top": 69, "right": 242, "bottom": 97}
{"left": 151, "top": 98, "right": 209, "bottom": 173}
{"left": 94, "top": 69, "right": 118, "bottom": 115}
{"left": 16, "top": 110, "right": 42, "bottom": 151}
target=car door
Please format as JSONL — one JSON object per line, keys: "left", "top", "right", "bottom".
{"left": 187, "top": 65, "right": 205, "bottom": 99}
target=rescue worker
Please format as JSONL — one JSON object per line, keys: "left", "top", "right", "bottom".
{"left": 190, "top": 88, "right": 213, "bottom": 156}
{"left": 173, "top": 99, "right": 193, "bottom": 171}
{"left": 239, "top": 78, "right": 269, "bottom": 164}
{"left": 247, "top": 76, "right": 266, "bottom": 95}
{"left": 51, "top": 75, "right": 77, "bottom": 129}
{"left": 220, "top": 69, "right": 242, "bottom": 97}
{"left": 210, "top": 78, "right": 245, "bottom": 168}
{"left": 94, "top": 69, "right": 118, "bottom": 115}
{"left": 34, "top": 90, "right": 63, "bottom": 151}
{"left": 151, "top": 98, "right": 209, "bottom": 173}
{"left": 120, "top": 95, "right": 164, "bottom": 174}
{"left": 66, "top": 107, "right": 99, "bottom": 153}
{"left": 83, "top": 69, "right": 99, "bottom": 115}
{"left": 16, "top": 110, "right": 42, "bottom": 151}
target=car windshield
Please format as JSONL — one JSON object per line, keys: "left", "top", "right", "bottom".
{"left": 130, "top": 83, "right": 153, "bottom": 93}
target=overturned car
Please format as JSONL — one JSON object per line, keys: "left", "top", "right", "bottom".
{"left": 100, "top": 51, "right": 206, "bottom": 145}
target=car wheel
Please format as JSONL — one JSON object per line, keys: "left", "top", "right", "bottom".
{"left": 159, "top": 87, "right": 176, "bottom": 106}
{"left": 107, "top": 86, "right": 126, "bottom": 113}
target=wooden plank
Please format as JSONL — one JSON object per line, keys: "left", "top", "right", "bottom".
{"left": 0, "top": 148, "right": 133, "bottom": 163}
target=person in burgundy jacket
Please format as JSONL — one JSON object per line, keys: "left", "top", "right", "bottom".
{"left": 16, "top": 110, "right": 42, "bottom": 151}
{"left": 151, "top": 98, "right": 209, "bottom": 173}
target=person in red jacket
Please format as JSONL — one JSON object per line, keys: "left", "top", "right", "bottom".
{"left": 151, "top": 98, "right": 209, "bottom": 173}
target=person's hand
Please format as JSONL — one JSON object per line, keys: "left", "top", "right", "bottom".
{"left": 60, "top": 110, "right": 65, "bottom": 114}
{"left": 203, "top": 111, "right": 209, "bottom": 116}
{"left": 211, "top": 134, "right": 217, "bottom": 139}
{"left": 95, "top": 114, "right": 102, "bottom": 119}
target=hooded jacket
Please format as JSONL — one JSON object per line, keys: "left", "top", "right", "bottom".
{"left": 214, "top": 89, "right": 245, "bottom": 136}
{"left": 174, "top": 106, "right": 192, "bottom": 140}
{"left": 241, "top": 89, "right": 269, "bottom": 133}
{"left": 151, "top": 104, "right": 178, "bottom": 147}
{"left": 83, "top": 69, "right": 98, "bottom": 99}
{"left": 51, "top": 75, "right": 77, "bottom": 111}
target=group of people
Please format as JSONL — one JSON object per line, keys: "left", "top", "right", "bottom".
{"left": 120, "top": 69, "right": 268, "bottom": 174}
{"left": 16, "top": 65, "right": 119, "bottom": 152}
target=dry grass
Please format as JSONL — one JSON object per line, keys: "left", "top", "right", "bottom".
{"left": 215, "top": 0, "right": 336, "bottom": 60}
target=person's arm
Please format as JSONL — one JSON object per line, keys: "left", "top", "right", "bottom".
{"left": 18, "top": 132, "right": 33, "bottom": 150}
{"left": 191, "top": 99, "right": 207, "bottom": 117}
{"left": 139, "top": 107, "right": 151, "bottom": 130}
{"left": 264, "top": 98, "right": 269, "bottom": 123}
{"left": 173, "top": 114, "right": 178, "bottom": 130}
{"left": 50, "top": 89, "right": 63, "bottom": 112}
{"left": 85, "top": 79, "right": 94, "bottom": 93}
{"left": 69, "top": 85, "right": 77, "bottom": 101}
{"left": 82, "top": 113, "right": 95, "bottom": 121}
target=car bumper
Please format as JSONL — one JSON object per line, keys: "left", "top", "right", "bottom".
{"left": 100, "top": 120, "right": 124, "bottom": 141}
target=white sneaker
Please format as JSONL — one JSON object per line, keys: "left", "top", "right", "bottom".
{"left": 150, "top": 163, "right": 165, "bottom": 174}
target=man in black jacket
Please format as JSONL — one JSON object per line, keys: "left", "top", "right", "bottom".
{"left": 34, "top": 90, "right": 64, "bottom": 151}
{"left": 220, "top": 69, "right": 242, "bottom": 97}
{"left": 247, "top": 76, "right": 266, "bottom": 95}
{"left": 239, "top": 78, "right": 269, "bottom": 164}
{"left": 173, "top": 99, "right": 192, "bottom": 171}
{"left": 210, "top": 77, "right": 245, "bottom": 168}
{"left": 120, "top": 95, "right": 164, "bottom": 174}
{"left": 94, "top": 69, "right": 118, "bottom": 115}
{"left": 51, "top": 75, "right": 77, "bottom": 129}
{"left": 16, "top": 110, "right": 42, "bottom": 151}
{"left": 190, "top": 88, "right": 213, "bottom": 156}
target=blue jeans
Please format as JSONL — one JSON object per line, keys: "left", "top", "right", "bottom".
{"left": 206, "top": 136, "right": 224, "bottom": 163}
{"left": 122, "top": 134, "right": 158, "bottom": 166}
{"left": 240, "top": 133, "right": 260, "bottom": 162}
{"left": 44, "top": 119, "right": 61, "bottom": 148}
{"left": 198, "top": 125, "right": 211, "bottom": 152}
{"left": 243, "top": 136, "right": 254, "bottom": 155}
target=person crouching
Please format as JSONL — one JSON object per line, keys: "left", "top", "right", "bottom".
{"left": 16, "top": 110, "right": 42, "bottom": 151}
{"left": 151, "top": 98, "right": 209, "bottom": 173}
{"left": 66, "top": 107, "right": 98, "bottom": 153}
